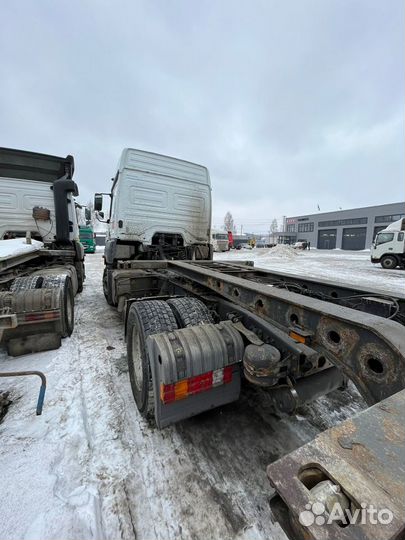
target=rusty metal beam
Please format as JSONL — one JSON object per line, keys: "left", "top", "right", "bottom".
{"left": 267, "top": 389, "right": 405, "bottom": 540}
{"left": 167, "top": 261, "right": 405, "bottom": 405}
{"left": 182, "top": 261, "right": 405, "bottom": 322}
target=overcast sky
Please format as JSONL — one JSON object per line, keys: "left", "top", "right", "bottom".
{"left": 1, "top": 0, "right": 403, "bottom": 233}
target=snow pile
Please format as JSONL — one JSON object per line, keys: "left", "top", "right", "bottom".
{"left": 262, "top": 244, "right": 298, "bottom": 259}
{"left": 0, "top": 238, "right": 44, "bottom": 260}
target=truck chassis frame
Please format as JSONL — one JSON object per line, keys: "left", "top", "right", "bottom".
{"left": 109, "top": 258, "right": 405, "bottom": 539}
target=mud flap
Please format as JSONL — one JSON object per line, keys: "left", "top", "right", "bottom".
{"left": 146, "top": 322, "right": 244, "bottom": 428}
{"left": 8, "top": 333, "right": 61, "bottom": 356}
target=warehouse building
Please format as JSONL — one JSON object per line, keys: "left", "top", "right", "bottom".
{"left": 279, "top": 202, "right": 405, "bottom": 250}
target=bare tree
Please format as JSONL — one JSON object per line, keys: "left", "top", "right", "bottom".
{"left": 270, "top": 218, "right": 278, "bottom": 243}
{"left": 224, "top": 211, "right": 235, "bottom": 232}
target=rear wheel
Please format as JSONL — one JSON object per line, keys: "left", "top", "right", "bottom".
{"left": 127, "top": 300, "right": 178, "bottom": 420}
{"left": 381, "top": 255, "right": 398, "bottom": 270}
{"left": 103, "top": 268, "right": 115, "bottom": 306}
{"left": 10, "top": 275, "right": 43, "bottom": 291}
{"left": 75, "top": 261, "right": 85, "bottom": 293}
{"left": 167, "top": 297, "right": 213, "bottom": 327}
{"left": 41, "top": 275, "right": 74, "bottom": 337}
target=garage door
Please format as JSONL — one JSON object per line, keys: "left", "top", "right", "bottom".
{"left": 317, "top": 229, "right": 337, "bottom": 249}
{"left": 342, "top": 227, "right": 367, "bottom": 250}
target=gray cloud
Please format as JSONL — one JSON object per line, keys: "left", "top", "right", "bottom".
{"left": 1, "top": 0, "right": 403, "bottom": 233}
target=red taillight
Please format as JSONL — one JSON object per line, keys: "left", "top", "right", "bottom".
{"left": 22, "top": 310, "right": 60, "bottom": 323}
{"left": 160, "top": 383, "right": 175, "bottom": 404}
{"left": 188, "top": 372, "right": 213, "bottom": 394}
{"left": 160, "top": 365, "right": 235, "bottom": 404}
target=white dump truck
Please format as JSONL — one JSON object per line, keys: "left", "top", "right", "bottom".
{"left": 371, "top": 217, "right": 405, "bottom": 269}
{"left": 0, "top": 147, "right": 85, "bottom": 356}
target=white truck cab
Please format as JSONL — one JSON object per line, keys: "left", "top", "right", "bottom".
{"left": 0, "top": 148, "right": 80, "bottom": 245}
{"left": 371, "top": 218, "right": 405, "bottom": 269}
{"left": 211, "top": 229, "right": 229, "bottom": 252}
{"left": 96, "top": 149, "right": 212, "bottom": 266}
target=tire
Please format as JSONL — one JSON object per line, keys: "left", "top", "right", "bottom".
{"left": 126, "top": 300, "right": 177, "bottom": 420}
{"left": 381, "top": 255, "right": 398, "bottom": 270}
{"left": 167, "top": 297, "right": 213, "bottom": 327}
{"left": 103, "top": 268, "right": 115, "bottom": 306}
{"left": 75, "top": 261, "right": 85, "bottom": 293}
{"left": 41, "top": 275, "right": 74, "bottom": 338}
{"left": 10, "top": 275, "right": 43, "bottom": 292}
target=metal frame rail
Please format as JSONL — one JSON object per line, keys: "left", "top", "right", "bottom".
{"left": 165, "top": 261, "right": 405, "bottom": 405}
{"left": 182, "top": 261, "right": 405, "bottom": 322}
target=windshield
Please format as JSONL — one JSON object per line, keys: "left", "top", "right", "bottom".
{"left": 376, "top": 232, "right": 394, "bottom": 245}
{"left": 213, "top": 234, "right": 228, "bottom": 240}
{"left": 80, "top": 232, "right": 93, "bottom": 239}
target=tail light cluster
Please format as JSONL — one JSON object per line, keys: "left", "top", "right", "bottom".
{"left": 160, "top": 365, "right": 234, "bottom": 404}
{"left": 21, "top": 310, "right": 60, "bottom": 323}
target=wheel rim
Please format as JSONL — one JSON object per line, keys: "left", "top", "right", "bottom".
{"left": 384, "top": 259, "right": 394, "bottom": 269}
{"left": 131, "top": 326, "right": 143, "bottom": 391}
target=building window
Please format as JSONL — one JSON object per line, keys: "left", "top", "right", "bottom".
{"left": 297, "top": 217, "right": 309, "bottom": 222}
{"left": 286, "top": 224, "right": 296, "bottom": 232}
{"left": 375, "top": 213, "right": 405, "bottom": 223}
{"left": 298, "top": 222, "right": 314, "bottom": 232}
{"left": 318, "top": 217, "right": 367, "bottom": 227}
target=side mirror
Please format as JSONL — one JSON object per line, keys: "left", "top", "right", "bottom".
{"left": 94, "top": 193, "right": 103, "bottom": 212}
{"left": 98, "top": 211, "right": 104, "bottom": 219}
{"left": 84, "top": 208, "right": 91, "bottom": 221}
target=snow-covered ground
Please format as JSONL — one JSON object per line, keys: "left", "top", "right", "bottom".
{"left": 215, "top": 246, "right": 404, "bottom": 296}
{"left": 0, "top": 249, "right": 399, "bottom": 540}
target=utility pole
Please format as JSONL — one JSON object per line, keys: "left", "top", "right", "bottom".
{"left": 240, "top": 224, "right": 243, "bottom": 235}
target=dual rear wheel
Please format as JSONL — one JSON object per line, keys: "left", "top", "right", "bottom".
{"left": 10, "top": 274, "right": 74, "bottom": 337}
{"left": 126, "top": 297, "right": 213, "bottom": 420}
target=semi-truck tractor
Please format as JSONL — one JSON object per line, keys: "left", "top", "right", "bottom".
{"left": 97, "top": 149, "right": 405, "bottom": 540}
{"left": 211, "top": 229, "right": 229, "bottom": 252}
{"left": 79, "top": 225, "right": 96, "bottom": 253}
{"left": 94, "top": 148, "right": 213, "bottom": 308}
{"left": 0, "top": 147, "right": 85, "bottom": 356}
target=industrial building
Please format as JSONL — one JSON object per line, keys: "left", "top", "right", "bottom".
{"left": 278, "top": 202, "right": 405, "bottom": 250}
